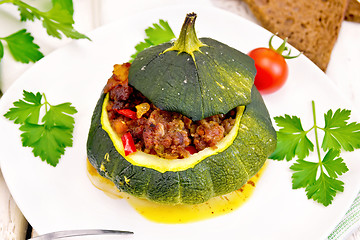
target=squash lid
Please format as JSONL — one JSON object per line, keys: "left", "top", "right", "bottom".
{"left": 128, "top": 13, "right": 256, "bottom": 121}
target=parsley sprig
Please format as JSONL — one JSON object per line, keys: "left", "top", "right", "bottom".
{"left": 0, "top": 0, "right": 89, "bottom": 63}
{"left": 130, "top": 19, "right": 175, "bottom": 61}
{"left": 270, "top": 101, "right": 360, "bottom": 206}
{"left": 4, "top": 90, "right": 77, "bottom": 166}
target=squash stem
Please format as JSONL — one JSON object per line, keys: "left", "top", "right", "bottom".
{"left": 163, "top": 13, "right": 206, "bottom": 61}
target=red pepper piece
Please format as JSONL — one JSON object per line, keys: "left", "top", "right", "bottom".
{"left": 121, "top": 132, "right": 137, "bottom": 156}
{"left": 116, "top": 109, "right": 137, "bottom": 120}
{"left": 185, "top": 145, "right": 197, "bottom": 155}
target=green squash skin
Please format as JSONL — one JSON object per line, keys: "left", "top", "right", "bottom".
{"left": 128, "top": 38, "right": 256, "bottom": 121}
{"left": 87, "top": 86, "right": 276, "bottom": 205}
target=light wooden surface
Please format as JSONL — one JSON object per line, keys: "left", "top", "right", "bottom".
{"left": 0, "top": 171, "right": 27, "bottom": 240}
{"left": 0, "top": 0, "right": 359, "bottom": 239}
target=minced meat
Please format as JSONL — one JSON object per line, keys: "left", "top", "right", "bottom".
{"left": 104, "top": 63, "right": 237, "bottom": 159}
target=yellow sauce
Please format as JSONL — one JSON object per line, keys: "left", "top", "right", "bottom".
{"left": 87, "top": 160, "right": 266, "bottom": 224}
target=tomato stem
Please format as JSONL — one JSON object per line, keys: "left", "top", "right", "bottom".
{"left": 269, "top": 34, "right": 301, "bottom": 59}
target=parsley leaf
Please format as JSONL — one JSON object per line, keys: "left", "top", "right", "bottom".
{"left": 4, "top": 90, "right": 42, "bottom": 124}
{"left": 271, "top": 101, "right": 359, "bottom": 206}
{"left": 322, "top": 149, "right": 348, "bottom": 178}
{"left": 305, "top": 172, "right": 344, "bottom": 207}
{"left": 41, "top": 0, "right": 88, "bottom": 39}
{"left": 20, "top": 122, "right": 73, "bottom": 166}
{"left": 42, "top": 102, "right": 77, "bottom": 128}
{"left": 290, "top": 150, "right": 348, "bottom": 206}
{"left": 42, "top": 18, "right": 87, "bottom": 40}
{"left": 145, "top": 19, "right": 176, "bottom": 45}
{"left": 290, "top": 159, "right": 318, "bottom": 189}
{"left": 51, "top": 0, "right": 74, "bottom": 16}
{"left": 4, "top": 90, "right": 77, "bottom": 166}
{"left": 13, "top": 0, "right": 89, "bottom": 40}
{"left": 269, "top": 115, "right": 313, "bottom": 161}
{"left": 322, "top": 109, "right": 360, "bottom": 152}
{"left": 0, "top": 41, "right": 4, "bottom": 60}
{"left": 0, "top": 29, "right": 44, "bottom": 63}
{"left": 18, "top": 5, "right": 36, "bottom": 21}
{"left": 130, "top": 19, "right": 175, "bottom": 61}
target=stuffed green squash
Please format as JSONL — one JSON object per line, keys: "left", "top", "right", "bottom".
{"left": 87, "top": 13, "right": 277, "bottom": 205}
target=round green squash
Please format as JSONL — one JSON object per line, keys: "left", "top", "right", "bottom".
{"left": 86, "top": 13, "right": 277, "bottom": 204}
{"left": 87, "top": 85, "right": 276, "bottom": 204}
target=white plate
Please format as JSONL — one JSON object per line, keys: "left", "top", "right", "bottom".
{"left": 1, "top": 5, "right": 359, "bottom": 240}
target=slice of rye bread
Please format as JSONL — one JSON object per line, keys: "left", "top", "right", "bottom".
{"left": 242, "top": 0, "right": 349, "bottom": 71}
{"left": 345, "top": 0, "right": 360, "bottom": 22}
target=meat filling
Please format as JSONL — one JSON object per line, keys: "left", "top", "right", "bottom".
{"left": 104, "top": 63, "right": 237, "bottom": 159}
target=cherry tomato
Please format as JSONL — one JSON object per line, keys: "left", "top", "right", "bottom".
{"left": 248, "top": 35, "right": 299, "bottom": 94}
{"left": 248, "top": 47, "right": 288, "bottom": 94}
